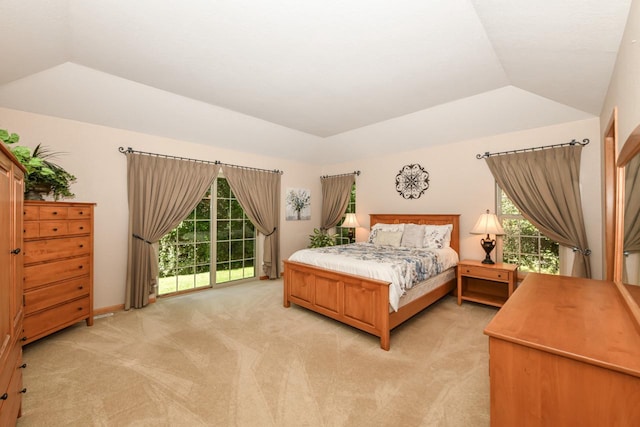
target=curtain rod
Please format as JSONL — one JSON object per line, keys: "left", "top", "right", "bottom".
{"left": 475, "top": 138, "right": 590, "bottom": 160}
{"left": 118, "top": 146, "right": 284, "bottom": 174}
{"left": 321, "top": 171, "right": 361, "bottom": 179}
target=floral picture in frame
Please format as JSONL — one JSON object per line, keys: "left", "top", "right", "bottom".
{"left": 285, "top": 188, "right": 311, "bottom": 220}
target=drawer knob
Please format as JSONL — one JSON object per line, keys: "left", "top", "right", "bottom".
{"left": 79, "top": 226, "right": 84, "bottom": 230}
{"left": 79, "top": 265, "right": 84, "bottom": 269}
{"left": 77, "top": 307, "right": 83, "bottom": 311}
{"left": 19, "top": 388, "right": 27, "bottom": 394}
{"left": 497, "top": 274, "right": 502, "bottom": 278}
{"left": 53, "top": 228, "right": 58, "bottom": 231}
{"left": 19, "top": 363, "right": 27, "bottom": 369}
{"left": 21, "top": 336, "right": 27, "bottom": 341}
{"left": 11, "top": 248, "right": 21, "bottom": 255}
{"left": 0, "top": 393, "right": 7, "bottom": 400}
{"left": 78, "top": 286, "right": 84, "bottom": 290}
{"left": 466, "top": 269, "right": 470, "bottom": 273}
{"left": 53, "top": 211, "right": 58, "bottom": 215}
{"left": 79, "top": 211, "right": 84, "bottom": 215}
{"left": 79, "top": 244, "right": 84, "bottom": 248}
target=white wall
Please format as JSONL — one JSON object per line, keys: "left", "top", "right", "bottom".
{"left": 0, "top": 107, "right": 322, "bottom": 310}
{"left": 322, "top": 118, "right": 604, "bottom": 279}
{"left": 0, "top": 109, "right": 606, "bottom": 311}
{"left": 600, "top": 0, "right": 640, "bottom": 144}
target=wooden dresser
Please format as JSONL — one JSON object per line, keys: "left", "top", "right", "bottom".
{"left": 484, "top": 273, "right": 640, "bottom": 426}
{"left": 22, "top": 201, "right": 95, "bottom": 345}
{"left": 0, "top": 144, "right": 26, "bottom": 425}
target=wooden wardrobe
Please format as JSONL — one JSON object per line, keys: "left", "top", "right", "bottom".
{"left": 0, "top": 144, "right": 26, "bottom": 425}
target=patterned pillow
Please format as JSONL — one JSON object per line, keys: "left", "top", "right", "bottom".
{"left": 373, "top": 230, "right": 403, "bottom": 247}
{"left": 400, "top": 223, "right": 425, "bottom": 248}
{"left": 368, "top": 223, "right": 405, "bottom": 243}
{"left": 423, "top": 224, "right": 453, "bottom": 249}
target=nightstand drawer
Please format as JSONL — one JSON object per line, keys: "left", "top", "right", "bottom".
{"left": 460, "top": 265, "right": 511, "bottom": 282}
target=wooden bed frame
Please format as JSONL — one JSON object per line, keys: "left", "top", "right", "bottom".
{"left": 283, "top": 213, "right": 460, "bottom": 350}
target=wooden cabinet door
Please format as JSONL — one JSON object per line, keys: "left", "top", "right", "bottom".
{"left": 10, "top": 166, "right": 24, "bottom": 339}
{"left": 0, "top": 153, "right": 11, "bottom": 366}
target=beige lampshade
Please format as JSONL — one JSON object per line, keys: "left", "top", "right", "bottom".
{"left": 470, "top": 210, "right": 505, "bottom": 236}
{"left": 341, "top": 213, "right": 360, "bottom": 228}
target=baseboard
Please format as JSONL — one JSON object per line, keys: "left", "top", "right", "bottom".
{"left": 93, "top": 304, "right": 125, "bottom": 316}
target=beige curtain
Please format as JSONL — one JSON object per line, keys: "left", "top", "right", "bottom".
{"left": 125, "top": 154, "right": 220, "bottom": 309}
{"left": 222, "top": 166, "right": 281, "bottom": 279}
{"left": 486, "top": 146, "right": 591, "bottom": 278}
{"left": 320, "top": 175, "right": 355, "bottom": 230}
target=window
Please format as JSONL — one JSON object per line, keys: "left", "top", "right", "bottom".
{"left": 335, "top": 183, "right": 357, "bottom": 245}
{"left": 157, "top": 177, "right": 256, "bottom": 296}
{"left": 497, "top": 186, "right": 559, "bottom": 274}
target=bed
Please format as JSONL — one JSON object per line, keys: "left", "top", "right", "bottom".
{"left": 283, "top": 213, "right": 460, "bottom": 350}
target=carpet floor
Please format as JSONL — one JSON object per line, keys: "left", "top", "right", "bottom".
{"left": 17, "top": 279, "right": 496, "bottom": 427}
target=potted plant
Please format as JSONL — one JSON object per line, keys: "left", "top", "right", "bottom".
{"left": 308, "top": 228, "right": 338, "bottom": 248}
{"left": 1, "top": 129, "right": 76, "bottom": 200}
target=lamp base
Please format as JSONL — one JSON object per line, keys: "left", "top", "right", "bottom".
{"left": 347, "top": 229, "right": 355, "bottom": 244}
{"left": 480, "top": 235, "right": 496, "bottom": 264}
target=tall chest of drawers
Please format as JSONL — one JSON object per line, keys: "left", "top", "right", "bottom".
{"left": 22, "top": 201, "right": 95, "bottom": 345}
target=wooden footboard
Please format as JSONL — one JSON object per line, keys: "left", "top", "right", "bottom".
{"left": 284, "top": 259, "right": 393, "bottom": 349}
{"left": 284, "top": 213, "right": 460, "bottom": 351}
{"left": 284, "top": 260, "right": 457, "bottom": 350}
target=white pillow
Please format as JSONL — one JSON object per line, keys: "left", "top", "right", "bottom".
{"left": 373, "top": 230, "right": 403, "bottom": 247}
{"left": 368, "top": 223, "right": 405, "bottom": 243}
{"left": 423, "top": 224, "right": 453, "bottom": 249}
{"left": 400, "top": 223, "right": 425, "bottom": 248}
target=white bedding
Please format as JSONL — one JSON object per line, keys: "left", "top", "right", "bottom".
{"left": 288, "top": 242, "right": 459, "bottom": 311}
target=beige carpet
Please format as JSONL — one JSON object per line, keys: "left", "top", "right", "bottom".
{"left": 17, "top": 279, "right": 496, "bottom": 427}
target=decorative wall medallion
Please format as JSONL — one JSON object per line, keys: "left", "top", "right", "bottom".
{"left": 395, "top": 164, "right": 430, "bottom": 199}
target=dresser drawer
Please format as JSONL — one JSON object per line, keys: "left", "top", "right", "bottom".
{"left": 24, "top": 255, "right": 90, "bottom": 289}
{"left": 23, "top": 205, "right": 39, "bottom": 221}
{"left": 39, "top": 206, "right": 68, "bottom": 220}
{"left": 24, "top": 277, "right": 90, "bottom": 315}
{"left": 68, "top": 206, "right": 92, "bottom": 219}
{"left": 23, "top": 222, "right": 39, "bottom": 239}
{"left": 38, "top": 221, "right": 69, "bottom": 238}
{"left": 24, "top": 236, "right": 91, "bottom": 264}
{"left": 459, "top": 265, "right": 511, "bottom": 282}
{"left": 67, "top": 220, "right": 91, "bottom": 235}
{"left": 23, "top": 296, "right": 90, "bottom": 342}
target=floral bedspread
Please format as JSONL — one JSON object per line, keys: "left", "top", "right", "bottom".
{"left": 288, "top": 243, "right": 458, "bottom": 311}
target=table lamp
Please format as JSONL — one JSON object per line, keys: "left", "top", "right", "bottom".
{"left": 470, "top": 209, "right": 505, "bottom": 264}
{"left": 341, "top": 213, "right": 360, "bottom": 243}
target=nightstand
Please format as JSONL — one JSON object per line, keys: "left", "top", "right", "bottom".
{"left": 457, "top": 260, "right": 518, "bottom": 308}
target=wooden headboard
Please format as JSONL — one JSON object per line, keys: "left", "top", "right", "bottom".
{"left": 369, "top": 213, "right": 460, "bottom": 254}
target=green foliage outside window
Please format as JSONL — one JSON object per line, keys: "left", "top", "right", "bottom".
{"left": 158, "top": 178, "right": 256, "bottom": 295}
{"left": 498, "top": 188, "right": 559, "bottom": 274}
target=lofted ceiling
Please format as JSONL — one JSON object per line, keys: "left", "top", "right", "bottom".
{"left": 0, "top": 0, "right": 632, "bottom": 163}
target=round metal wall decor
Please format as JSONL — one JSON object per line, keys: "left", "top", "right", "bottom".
{"left": 395, "top": 164, "right": 430, "bottom": 199}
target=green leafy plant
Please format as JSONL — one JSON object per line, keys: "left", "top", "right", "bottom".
{"left": 1, "top": 129, "right": 76, "bottom": 200}
{"left": 308, "top": 228, "right": 338, "bottom": 248}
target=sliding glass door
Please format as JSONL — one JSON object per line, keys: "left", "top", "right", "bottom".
{"left": 157, "top": 177, "right": 256, "bottom": 296}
